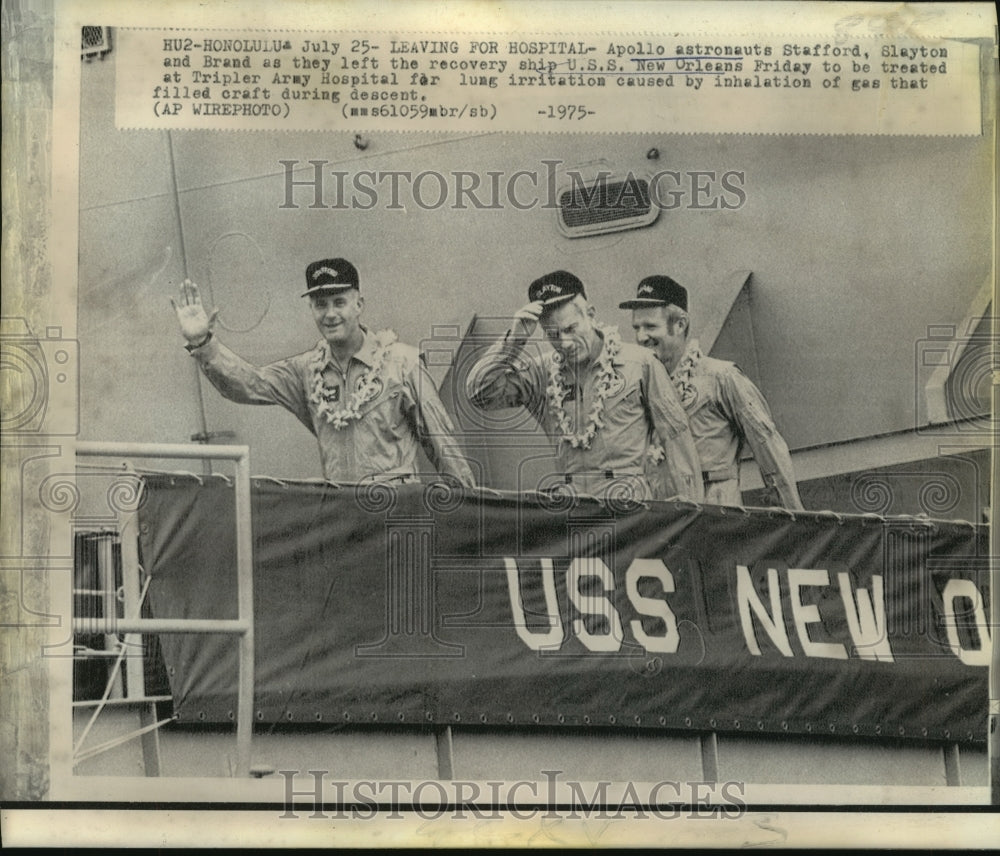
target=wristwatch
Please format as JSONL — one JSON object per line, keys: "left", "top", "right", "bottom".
{"left": 185, "top": 332, "right": 213, "bottom": 352}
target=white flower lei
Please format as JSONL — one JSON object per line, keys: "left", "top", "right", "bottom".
{"left": 671, "top": 338, "right": 702, "bottom": 407}
{"left": 545, "top": 325, "right": 622, "bottom": 450}
{"left": 646, "top": 339, "right": 703, "bottom": 465}
{"left": 309, "top": 329, "right": 398, "bottom": 429}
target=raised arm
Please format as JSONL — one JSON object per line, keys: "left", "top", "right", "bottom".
{"left": 465, "top": 300, "right": 545, "bottom": 414}
{"left": 644, "top": 356, "right": 704, "bottom": 503}
{"left": 720, "top": 368, "right": 803, "bottom": 510}
{"left": 173, "top": 280, "right": 312, "bottom": 430}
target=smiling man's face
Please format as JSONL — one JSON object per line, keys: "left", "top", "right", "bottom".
{"left": 310, "top": 289, "right": 364, "bottom": 346}
{"left": 631, "top": 305, "right": 688, "bottom": 374}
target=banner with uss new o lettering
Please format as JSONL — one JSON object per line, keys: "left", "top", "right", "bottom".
{"left": 138, "top": 476, "right": 989, "bottom": 742}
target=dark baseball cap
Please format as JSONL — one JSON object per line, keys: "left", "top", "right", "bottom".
{"left": 528, "top": 270, "right": 586, "bottom": 307}
{"left": 302, "top": 258, "right": 360, "bottom": 297}
{"left": 618, "top": 275, "right": 687, "bottom": 311}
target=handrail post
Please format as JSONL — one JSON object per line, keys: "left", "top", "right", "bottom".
{"left": 233, "top": 449, "right": 254, "bottom": 778}
{"left": 117, "top": 465, "right": 147, "bottom": 702}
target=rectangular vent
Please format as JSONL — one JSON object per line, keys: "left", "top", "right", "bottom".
{"left": 82, "top": 27, "right": 112, "bottom": 61}
{"left": 557, "top": 176, "right": 659, "bottom": 238}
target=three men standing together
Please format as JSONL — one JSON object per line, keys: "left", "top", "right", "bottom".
{"left": 173, "top": 259, "right": 801, "bottom": 508}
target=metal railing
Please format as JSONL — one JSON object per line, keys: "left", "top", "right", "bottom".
{"left": 74, "top": 441, "right": 254, "bottom": 777}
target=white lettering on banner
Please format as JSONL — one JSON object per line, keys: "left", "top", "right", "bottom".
{"left": 788, "top": 569, "right": 848, "bottom": 660}
{"left": 504, "top": 557, "right": 981, "bottom": 666}
{"left": 504, "top": 556, "right": 681, "bottom": 654}
{"left": 625, "top": 559, "right": 680, "bottom": 654}
{"left": 567, "top": 557, "right": 625, "bottom": 653}
{"left": 941, "top": 578, "right": 992, "bottom": 667}
{"left": 504, "top": 557, "right": 564, "bottom": 651}
{"left": 736, "top": 565, "right": 794, "bottom": 657}
{"left": 838, "top": 572, "right": 893, "bottom": 662}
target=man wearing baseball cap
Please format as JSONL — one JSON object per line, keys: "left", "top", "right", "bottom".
{"left": 466, "top": 270, "right": 702, "bottom": 502}
{"left": 621, "top": 275, "right": 802, "bottom": 509}
{"left": 171, "top": 259, "right": 475, "bottom": 486}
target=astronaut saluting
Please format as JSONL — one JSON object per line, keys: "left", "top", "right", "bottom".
{"left": 172, "top": 258, "right": 475, "bottom": 487}
{"left": 466, "top": 270, "right": 703, "bottom": 502}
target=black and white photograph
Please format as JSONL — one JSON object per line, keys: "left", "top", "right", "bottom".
{"left": 1, "top": 0, "right": 997, "bottom": 847}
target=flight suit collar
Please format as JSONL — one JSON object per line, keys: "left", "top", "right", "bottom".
{"left": 351, "top": 326, "right": 381, "bottom": 369}
{"left": 315, "top": 326, "right": 380, "bottom": 370}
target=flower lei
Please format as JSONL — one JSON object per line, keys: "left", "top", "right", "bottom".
{"left": 646, "top": 340, "right": 703, "bottom": 465}
{"left": 671, "top": 338, "right": 702, "bottom": 407}
{"left": 545, "top": 325, "right": 622, "bottom": 450}
{"left": 647, "top": 443, "right": 666, "bottom": 465}
{"left": 309, "top": 329, "right": 397, "bottom": 429}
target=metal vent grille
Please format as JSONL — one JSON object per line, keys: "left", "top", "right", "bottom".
{"left": 82, "top": 26, "right": 112, "bottom": 61}
{"left": 557, "top": 176, "right": 659, "bottom": 238}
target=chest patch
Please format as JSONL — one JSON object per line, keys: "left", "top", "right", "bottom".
{"left": 676, "top": 377, "right": 701, "bottom": 410}
{"left": 357, "top": 374, "right": 384, "bottom": 399}
{"left": 604, "top": 371, "right": 627, "bottom": 397}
